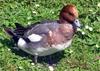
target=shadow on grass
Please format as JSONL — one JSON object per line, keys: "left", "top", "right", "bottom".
{"left": 0, "top": 38, "right": 66, "bottom": 65}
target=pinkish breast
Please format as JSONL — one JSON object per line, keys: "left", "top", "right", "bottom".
{"left": 47, "top": 23, "right": 74, "bottom": 45}
{"left": 59, "top": 24, "right": 74, "bottom": 37}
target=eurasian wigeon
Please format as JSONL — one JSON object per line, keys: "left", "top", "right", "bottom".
{"left": 5, "top": 4, "right": 81, "bottom": 64}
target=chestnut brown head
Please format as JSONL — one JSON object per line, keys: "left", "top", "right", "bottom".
{"left": 59, "top": 4, "right": 78, "bottom": 23}
{"left": 59, "top": 4, "right": 81, "bottom": 28}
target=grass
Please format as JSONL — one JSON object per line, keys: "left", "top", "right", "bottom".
{"left": 0, "top": 0, "right": 100, "bottom": 71}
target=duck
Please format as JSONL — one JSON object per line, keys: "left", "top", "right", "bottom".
{"left": 4, "top": 4, "right": 81, "bottom": 63}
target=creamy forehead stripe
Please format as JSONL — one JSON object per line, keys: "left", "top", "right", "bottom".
{"left": 28, "top": 34, "right": 42, "bottom": 42}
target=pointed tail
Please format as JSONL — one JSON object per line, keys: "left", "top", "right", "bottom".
{"left": 4, "top": 28, "right": 19, "bottom": 43}
{"left": 4, "top": 28, "right": 16, "bottom": 37}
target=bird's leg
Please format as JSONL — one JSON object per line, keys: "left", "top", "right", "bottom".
{"left": 48, "top": 55, "right": 53, "bottom": 65}
{"left": 48, "top": 55, "right": 56, "bottom": 66}
{"left": 48, "top": 55, "right": 54, "bottom": 71}
{"left": 34, "top": 55, "right": 38, "bottom": 64}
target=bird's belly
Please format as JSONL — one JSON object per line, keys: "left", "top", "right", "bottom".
{"left": 19, "top": 40, "right": 72, "bottom": 56}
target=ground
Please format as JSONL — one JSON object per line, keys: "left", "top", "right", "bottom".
{"left": 0, "top": 0, "right": 100, "bottom": 71}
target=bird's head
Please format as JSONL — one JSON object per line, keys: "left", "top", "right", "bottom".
{"left": 59, "top": 4, "right": 81, "bottom": 28}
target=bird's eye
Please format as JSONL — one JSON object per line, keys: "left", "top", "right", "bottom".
{"left": 68, "top": 12, "right": 73, "bottom": 16}
{"left": 75, "top": 19, "right": 79, "bottom": 23}
{"left": 75, "top": 20, "right": 78, "bottom": 23}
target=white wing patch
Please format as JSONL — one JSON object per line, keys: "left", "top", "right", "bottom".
{"left": 28, "top": 34, "right": 42, "bottom": 42}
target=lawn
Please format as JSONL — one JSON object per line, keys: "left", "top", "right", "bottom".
{"left": 0, "top": 0, "right": 100, "bottom": 71}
